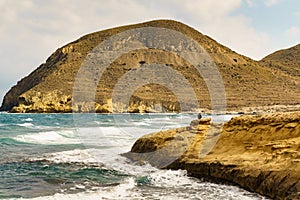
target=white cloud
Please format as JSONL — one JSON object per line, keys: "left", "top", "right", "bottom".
{"left": 245, "top": 0, "right": 256, "bottom": 7}
{"left": 0, "top": 0, "right": 171, "bottom": 102}
{"left": 263, "top": 0, "right": 282, "bottom": 7}
{"left": 170, "top": 0, "right": 271, "bottom": 59}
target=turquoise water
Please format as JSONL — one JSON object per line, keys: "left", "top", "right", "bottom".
{"left": 0, "top": 113, "right": 268, "bottom": 199}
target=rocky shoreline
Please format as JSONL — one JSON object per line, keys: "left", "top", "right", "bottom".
{"left": 124, "top": 111, "right": 300, "bottom": 199}
{"left": 226, "top": 104, "right": 300, "bottom": 115}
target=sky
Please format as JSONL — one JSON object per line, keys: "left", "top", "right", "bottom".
{"left": 0, "top": 0, "right": 299, "bottom": 104}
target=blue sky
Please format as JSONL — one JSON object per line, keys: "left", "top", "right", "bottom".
{"left": 0, "top": 0, "right": 299, "bottom": 105}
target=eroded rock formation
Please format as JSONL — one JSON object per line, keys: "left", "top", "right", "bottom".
{"left": 124, "top": 112, "right": 300, "bottom": 199}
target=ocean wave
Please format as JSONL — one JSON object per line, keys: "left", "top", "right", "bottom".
{"left": 13, "top": 130, "right": 80, "bottom": 145}
{"left": 2, "top": 159, "right": 129, "bottom": 200}
{"left": 9, "top": 170, "right": 267, "bottom": 200}
{"left": 146, "top": 169, "right": 267, "bottom": 199}
{"left": 3, "top": 148, "right": 267, "bottom": 200}
{"left": 29, "top": 149, "right": 98, "bottom": 164}
{"left": 0, "top": 137, "right": 31, "bottom": 145}
{"left": 148, "top": 169, "right": 191, "bottom": 188}
{"left": 132, "top": 121, "right": 149, "bottom": 126}
{"left": 21, "top": 118, "right": 33, "bottom": 122}
{"left": 28, "top": 148, "right": 158, "bottom": 176}
{"left": 76, "top": 126, "right": 140, "bottom": 151}
{"left": 13, "top": 177, "right": 136, "bottom": 200}
{"left": 17, "top": 122, "right": 34, "bottom": 127}
{"left": 143, "top": 116, "right": 172, "bottom": 122}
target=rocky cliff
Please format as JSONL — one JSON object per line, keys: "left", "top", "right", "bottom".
{"left": 124, "top": 112, "right": 300, "bottom": 199}
{"left": 1, "top": 20, "right": 299, "bottom": 113}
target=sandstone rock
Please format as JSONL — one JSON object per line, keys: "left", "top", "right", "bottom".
{"left": 125, "top": 112, "right": 300, "bottom": 199}
{"left": 190, "top": 117, "right": 212, "bottom": 127}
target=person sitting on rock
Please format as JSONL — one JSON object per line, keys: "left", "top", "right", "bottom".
{"left": 197, "top": 113, "right": 202, "bottom": 119}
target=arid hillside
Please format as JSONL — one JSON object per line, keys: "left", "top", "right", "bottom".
{"left": 1, "top": 20, "right": 299, "bottom": 113}
{"left": 260, "top": 44, "right": 300, "bottom": 77}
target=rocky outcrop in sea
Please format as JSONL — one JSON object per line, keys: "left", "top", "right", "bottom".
{"left": 124, "top": 112, "right": 300, "bottom": 199}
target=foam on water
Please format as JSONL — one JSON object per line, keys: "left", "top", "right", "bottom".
{"left": 21, "top": 118, "right": 33, "bottom": 122}
{"left": 11, "top": 168, "right": 268, "bottom": 200}
{"left": 24, "top": 148, "right": 268, "bottom": 200}
{"left": 13, "top": 177, "right": 137, "bottom": 200}
{"left": 29, "top": 149, "right": 98, "bottom": 164}
{"left": 2, "top": 113, "right": 269, "bottom": 200}
{"left": 17, "top": 122, "right": 34, "bottom": 127}
{"left": 13, "top": 130, "right": 80, "bottom": 145}
{"left": 76, "top": 126, "right": 157, "bottom": 153}
{"left": 147, "top": 170, "right": 267, "bottom": 199}
{"left": 29, "top": 148, "right": 158, "bottom": 176}
{"left": 132, "top": 121, "right": 149, "bottom": 126}
{"left": 89, "top": 149, "right": 158, "bottom": 175}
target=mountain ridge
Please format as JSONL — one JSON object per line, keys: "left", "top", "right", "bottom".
{"left": 259, "top": 43, "right": 300, "bottom": 77}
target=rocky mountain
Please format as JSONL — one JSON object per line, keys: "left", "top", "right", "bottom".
{"left": 260, "top": 44, "right": 300, "bottom": 77}
{"left": 1, "top": 20, "right": 299, "bottom": 113}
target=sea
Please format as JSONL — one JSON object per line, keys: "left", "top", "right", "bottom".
{"left": 0, "top": 112, "right": 269, "bottom": 200}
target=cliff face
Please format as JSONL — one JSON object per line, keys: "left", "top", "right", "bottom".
{"left": 1, "top": 20, "right": 300, "bottom": 113}
{"left": 125, "top": 112, "right": 300, "bottom": 199}
{"left": 0, "top": 50, "right": 66, "bottom": 111}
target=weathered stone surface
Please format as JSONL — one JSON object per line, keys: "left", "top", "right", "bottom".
{"left": 125, "top": 112, "right": 300, "bottom": 199}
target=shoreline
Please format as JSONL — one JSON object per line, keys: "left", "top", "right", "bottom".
{"left": 124, "top": 111, "right": 300, "bottom": 199}
{"left": 3, "top": 104, "right": 300, "bottom": 115}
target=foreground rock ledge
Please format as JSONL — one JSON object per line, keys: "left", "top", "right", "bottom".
{"left": 123, "top": 112, "right": 300, "bottom": 199}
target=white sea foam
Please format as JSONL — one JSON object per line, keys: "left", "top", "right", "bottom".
{"left": 101, "top": 177, "right": 136, "bottom": 199}
{"left": 17, "top": 147, "right": 267, "bottom": 200}
{"left": 147, "top": 169, "right": 268, "bottom": 200}
{"left": 15, "top": 190, "right": 105, "bottom": 200}
{"left": 76, "top": 126, "right": 150, "bottom": 153}
{"left": 6, "top": 114, "right": 266, "bottom": 200}
{"left": 133, "top": 121, "right": 149, "bottom": 126}
{"left": 30, "top": 149, "right": 98, "bottom": 164}
{"left": 17, "top": 122, "right": 34, "bottom": 127}
{"left": 143, "top": 116, "right": 172, "bottom": 122}
{"left": 149, "top": 169, "right": 191, "bottom": 188}
{"left": 211, "top": 114, "right": 238, "bottom": 122}
{"left": 15, "top": 177, "right": 138, "bottom": 200}
{"left": 13, "top": 130, "right": 80, "bottom": 145}
{"left": 30, "top": 148, "right": 158, "bottom": 176}
{"left": 14, "top": 169, "right": 268, "bottom": 200}
{"left": 88, "top": 149, "right": 158, "bottom": 175}
{"left": 21, "top": 118, "right": 33, "bottom": 122}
